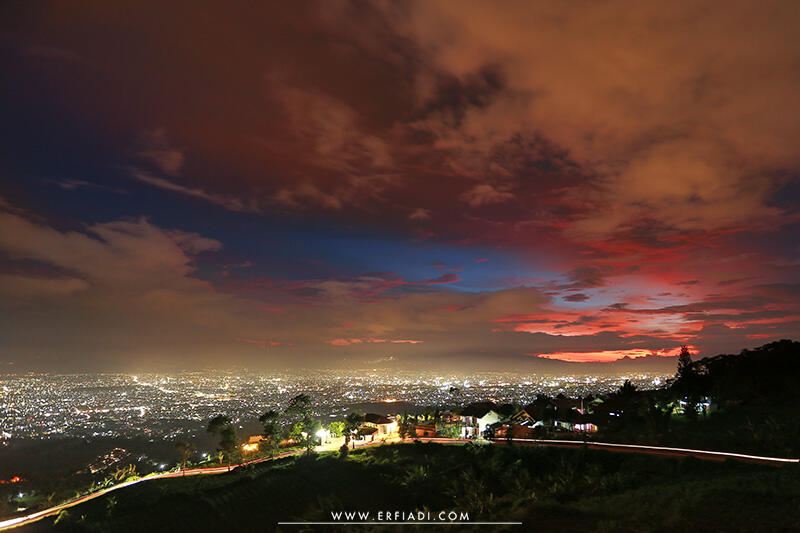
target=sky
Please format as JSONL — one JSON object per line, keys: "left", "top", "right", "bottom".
{"left": 0, "top": 1, "right": 798, "bottom": 372}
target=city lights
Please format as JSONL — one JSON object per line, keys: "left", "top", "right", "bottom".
{"left": 0, "top": 371, "right": 669, "bottom": 440}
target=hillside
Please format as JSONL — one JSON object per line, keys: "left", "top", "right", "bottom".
{"left": 20, "top": 442, "right": 800, "bottom": 532}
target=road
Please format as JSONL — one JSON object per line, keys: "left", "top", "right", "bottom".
{"left": 0, "top": 442, "right": 346, "bottom": 531}
{"left": 492, "top": 438, "right": 800, "bottom": 464}
{"left": 1, "top": 437, "right": 796, "bottom": 530}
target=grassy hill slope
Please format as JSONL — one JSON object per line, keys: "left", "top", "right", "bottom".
{"left": 21, "top": 442, "right": 800, "bottom": 533}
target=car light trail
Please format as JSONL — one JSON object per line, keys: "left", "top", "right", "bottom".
{"left": 1, "top": 438, "right": 796, "bottom": 530}
{"left": 499, "top": 438, "right": 800, "bottom": 464}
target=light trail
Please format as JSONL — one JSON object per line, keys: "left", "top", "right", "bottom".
{"left": 0, "top": 449, "right": 301, "bottom": 531}
{"left": 1, "top": 438, "right": 796, "bottom": 530}
{"left": 494, "top": 438, "right": 800, "bottom": 464}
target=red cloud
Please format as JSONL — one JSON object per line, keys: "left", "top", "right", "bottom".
{"left": 460, "top": 184, "right": 514, "bottom": 207}
{"left": 529, "top": 345, "right": 697, "bottom": 363}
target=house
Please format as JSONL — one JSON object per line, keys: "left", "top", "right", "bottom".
{"left": 458, "top": 403, "right": 502, "bottom": 438}
{"left": 508, "top": 408, "right": 544, "bottom": 432}
{"left": 500, "top": 409, "right": 545, "bottom": 437}
{"left": 554, "top": 409, "right": 598, "bottom": 433}
{"left": 414, "top": 424, "right": 436, "bottom": 437}
{"left": 509, "top": 408, "right": 545, "bottom": 427}
{"left": 241, "top": 435, "right": 264, "bottom": 453}
{"left": 355, "top": 425, "right": 378, "bottom": 443}
{"left": 440, "top": 410, "right": 459, "bottom": 423}
{"left": 494, "top": 423, "right": 536, "bottom": 440}
{"left": 364, "top": 413, "right": 398, "bottom": 436}
{"left": 509, "top": 408, "right": 536, "bottom": 425}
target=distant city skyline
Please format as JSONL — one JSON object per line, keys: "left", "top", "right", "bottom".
{"left": 1, "top": 369, "right": 670, "bottom": 441}
{"left": 0, "top": 2, "right": 798, "bottom": 371}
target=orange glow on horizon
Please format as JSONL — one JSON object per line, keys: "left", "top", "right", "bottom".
{"left": 529, "top": 345, "right": 696, "bottom": 363}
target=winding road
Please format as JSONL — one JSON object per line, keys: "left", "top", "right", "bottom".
{"left": 1, "top": 437, "right": 796, "bottom": 531}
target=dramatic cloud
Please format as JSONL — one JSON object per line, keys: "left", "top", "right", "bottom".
{"left": 138, "top": 129, "right": 185, "bottom": 176}
{"left": 400, "top": 1, "right": 799, "bottom": 240}
{"left": 563, "top": 293, "right": 590, "bottom": 303}
{"left": 0, "top": 1, "right": 797, "bottom": 369}
{"left": 460, "top": 184, "right": 514, "bottom": 207}
{"left": 130, "top": 169, "right": 261, "bottom": 213}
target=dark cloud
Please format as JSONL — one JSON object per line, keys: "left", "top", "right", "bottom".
{"left": 564, "top": 266, "right": 611, "bottom": 289}
{"left": 0, "top": 1, "right": 798, "bottom": 369}
{"left": 563, "top": 293, "right": 590, "bottom": 302}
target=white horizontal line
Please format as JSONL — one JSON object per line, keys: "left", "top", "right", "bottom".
{"left": 277, "top": 522, "right": 523, "bottom": 525}
{"left": 504, "top": 438, "right": 800, "bottom": 463}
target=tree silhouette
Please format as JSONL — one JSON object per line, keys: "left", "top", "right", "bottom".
{"left": 677, "top": 345, "right": 693, "bottom": 379}
{"left": 449, "top": 386, "right": 461, "bottom": 406}
{"left": 675, "top": 345, "right": 699, "bottom": 421}
{"left": 284, "top": 394, "right": 318, "bottom": 451}
{"left": 206, "top": 415, "right": 238, "bottom": 470}
{"left": 285, "top": 394, "right": 312, "bottom": 419}
{"left": 344, "top": 412, "right": 364, "bottom": 449}
{"left": 259, "top": 409, "right": 281, "bottom": 458}
{"left": 397, "top": 413, "right": 413, "bottom": 440}
{"left": 174, "top": 440, "right": 195, "bottom": 474}
{"left": 619, "top": 380, "right": 637, "bottom": 397}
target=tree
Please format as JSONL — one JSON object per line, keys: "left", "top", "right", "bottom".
{"left": 105, "top": 465, "right": 137, "bottom": 487}
{"left": 677, "top": 345, "right": 693, "bottom": 379}
{"left": 327, "top": 421, "right": 345, "bottom": 438}
{"left": 435, "top": 423, "right": 462, "bottom": 439}
{"left": 676, "top": 345, "right": 699, "bottom": 421}
{"left": 284, "top": 394, "right": 318, "bottom": 451}
{"left": 307, "top": 420, "right": 323, "bottom": 450}
{"left": 174, "top": 440, "right": 195, "bottom": 474}
{"left": 344, "top": 412, "right": 365, "bottom": 449}
{"left": 644, "top": 391, "right": 674, "bottom": 438}
{"left": 289, "top": 422, "right": 305, "bottom": 441}
{"left": 285, "top": 394, "right": 312, "bottom": 420}
{"left": 207, "top": 414, "right": 232, "bottom": 436}
{"left": 619, "top": 380, "right": 637, "bottom": 397}
{"left": 397, "top": 414, "right": 414, "bottom": 440}
{"left": 449, "top": 386, "right": 461, "bottom": 405}
{"left": 206, "top": 415, "right": 239, "bottom": 470}
{"left": 259, "top": 409, "right": 281, "bottom": 458}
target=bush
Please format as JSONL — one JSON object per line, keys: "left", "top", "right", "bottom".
{"left": 339, "top": 444, "right": 349, "bottom": 458}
